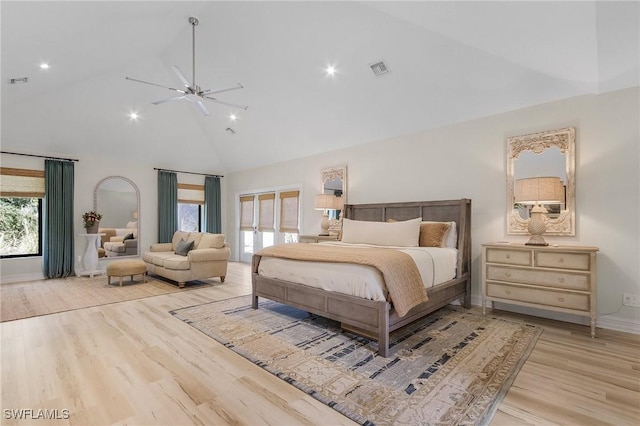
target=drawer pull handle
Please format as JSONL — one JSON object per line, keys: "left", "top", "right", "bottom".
{"left": 505, "top": 272, "right": 511, "bottom": 277}
{"left": 505, "top": 254, "right": 511, "bottom": 259}
{"left": 505, "top": 290, "right": 511, "bottom": 295}
{"left": 558, "top": 297, "right": 565, "bottom": 302}
{"left": 558, "top": 278, "right": 565, "bottom": 283}
{"left": 558, "top": 258, "right": 564, "bottom": 263}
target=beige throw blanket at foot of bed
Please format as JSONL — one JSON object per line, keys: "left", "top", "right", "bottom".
{"left": 255, "top": 243, "right": 429, "bottom": 317}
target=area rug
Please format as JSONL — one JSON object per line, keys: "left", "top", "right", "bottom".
{"left": 1, "top": 274, "right": 219, "bottom": 322}
{"left": 171, "top": 295, "right": 542, "bottom": 425}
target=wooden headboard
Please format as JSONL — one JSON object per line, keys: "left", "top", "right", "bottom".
{"left": 343, "top": 199, "right": 472, "bottom": 279}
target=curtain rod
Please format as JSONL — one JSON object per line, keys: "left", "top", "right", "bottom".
{"left": 154, "top": 167, "right": 223, "bottom": 178}
{"left": 1, "top": 150, "right": 79, "bottom": 162}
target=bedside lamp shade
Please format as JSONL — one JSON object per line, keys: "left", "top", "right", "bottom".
{"left": 314, "top": 194, "right": 336, "bottom": 236}
{"left": 515, "top": 177, "right": 563, "bottom": 246}
{"left": 314, "top": 194, "right": 335, "bottom": 210}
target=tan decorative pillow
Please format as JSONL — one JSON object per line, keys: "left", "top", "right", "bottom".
{"left": 419, "top": 222, "right": 451, "bottom": 247}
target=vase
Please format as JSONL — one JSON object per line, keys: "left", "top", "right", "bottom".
{"left": 86, "top": 222, "right": 100, "bottom": 234}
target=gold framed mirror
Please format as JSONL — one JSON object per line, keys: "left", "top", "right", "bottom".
{"left": 506, "top": 127, "right": 575, "bottom": 236}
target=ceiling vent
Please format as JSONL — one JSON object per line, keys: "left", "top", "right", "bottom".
{"left": 225, "top": 127, "right": 236, "bottom": 135}
{"left": 369, "top": 61, "right": 389, "bottom": 77}
{"left": 9, "top": 77, "right": 28, "bottom": 84}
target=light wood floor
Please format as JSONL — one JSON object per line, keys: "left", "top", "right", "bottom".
{"left": 1, "top": 262, "right": 639, "bottom": 425}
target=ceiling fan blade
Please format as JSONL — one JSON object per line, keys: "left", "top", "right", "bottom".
{"left": 151, "top": 95, "right": 185, "bottom": 105}
{"left": 194, "top": 100, "right": 210, "bottom": 116}
{"left": 201, "top": 83, "right": 244, "bottom": 96}
{"left": 202, "top": 96, "right": 249, "bottom": 110}
{"left": 125, "top": 76, "right": 186, "bottom": 93}
{"left": 171, "top": 65, "right": 192, "bottom": 89}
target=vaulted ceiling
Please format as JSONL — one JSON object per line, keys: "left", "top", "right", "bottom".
{"left": 2, "top": 1, "right": 638, "bottom": 174}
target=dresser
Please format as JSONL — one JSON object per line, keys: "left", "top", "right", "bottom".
{"left": 482, "top": 243, "right": 599, "bottom": 337}
{"left": 298, "top": 235, "right": 339, "bottom": 243}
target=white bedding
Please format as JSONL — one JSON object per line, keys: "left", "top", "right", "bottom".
{"left": 257, "top": 241, "right": 458, "bottom": 302}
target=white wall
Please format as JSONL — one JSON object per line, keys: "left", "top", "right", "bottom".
{"left": 227, "top": 87, "right": 640, "bottom": 325}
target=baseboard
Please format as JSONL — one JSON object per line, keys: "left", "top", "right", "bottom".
{"left": 1, "top": 272, "right": 46, "bottom": 284}
{"left": 469, "top": 294, "right": 640, "bottom": 335}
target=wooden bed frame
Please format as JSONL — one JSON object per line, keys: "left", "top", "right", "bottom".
{"left": 252, "top": 199, "right": 471, "bottom": 357}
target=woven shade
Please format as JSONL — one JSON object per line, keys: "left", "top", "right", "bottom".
{"left": 515, "top": 177, "right": 563, "bottom": 205}
{"left": 0, "top": 167, "right": 45, "bottom": 197}
{"left": 258, "top": 193, "right": 275, "bottom": 232}
{"left": 279, "top": 190, "right": 300, "bottom": 233}
{"left": 239, "top": 195, "right": 255, "bottom": 231}
{"left": 177, "top": 183, "right": 204, "bottom": 204}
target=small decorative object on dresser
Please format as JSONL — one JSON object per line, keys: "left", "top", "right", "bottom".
{"left": 482, "top": 242, "right": 599, "bottom": 337}
{"left": 298, "top": 234, "right": 339, "bottom": 244}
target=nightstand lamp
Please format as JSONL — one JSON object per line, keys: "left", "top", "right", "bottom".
{"left": 515, "top": 176, "right": 563, "bottom": 246}
{"left": 314, "top": 194, "right": 336, "bottom": 236}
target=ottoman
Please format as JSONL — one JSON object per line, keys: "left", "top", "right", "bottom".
{"left": 107, "top": 259, "right": 147, "bottom": 286}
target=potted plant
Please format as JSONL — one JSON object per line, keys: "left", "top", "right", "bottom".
{"left": 82, "top": 211, "right": 103, "bottom": 233}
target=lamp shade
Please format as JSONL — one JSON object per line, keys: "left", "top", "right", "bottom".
{"left": 333, "top": 196, "right": 344, "bottom": 210}
{"left": 515, "top": 177, "right": 563, "bottom": 205}
{"left": 314, "top": 194, "right": 336, "bottom": 210}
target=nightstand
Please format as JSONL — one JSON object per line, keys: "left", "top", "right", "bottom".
{"left": 298, "top": 235, "right": 339, "bottom": 243}
{"left": 482, "top": 242, "right": 599, "bottom": 337}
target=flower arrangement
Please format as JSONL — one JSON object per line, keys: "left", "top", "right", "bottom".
{"left": 82, "top": 211, "right": 103, "bottom": 228}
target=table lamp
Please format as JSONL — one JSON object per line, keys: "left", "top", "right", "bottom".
{"left": 515, "top": 177, "right": 563, "bottom": 246}
{"left": 314, "top": 194, "right": 336, "bottom": 236}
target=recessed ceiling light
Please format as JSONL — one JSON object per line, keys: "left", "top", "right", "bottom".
{"left": 229, "top": 113, "right": 237, "bottom": 122}
{"left": 39, "top": 63, "right": 50, "bottom": 70}
{"left": 129, "top": 112, "right": 139, "bottom": 120}
{"left": 325, "top": 65, "right": 336, "bottom": 77}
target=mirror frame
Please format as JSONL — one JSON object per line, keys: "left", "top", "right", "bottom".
{"left": 321, "top": 165, "right": 347, "bottom": 203}
{"left": 93, "top": 175, "right": 141, "bottom": 256}
{"left": 506, "top": 127, "right": 576, "bottom": 236}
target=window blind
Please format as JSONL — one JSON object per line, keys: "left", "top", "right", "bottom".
{"left": 239, "top": 195, "right": 255, "bottom": 231}
{"left": 0, "top": 167, "right": 45, "bottom": 197}
{"left": 279, "top": 190, "right": 300, "bottom": 233}
{"left": 258, "top": 193, "right": 276, "bottom": 232}
{"left": 177, "top": 183, "right": 204, "bottom": 204}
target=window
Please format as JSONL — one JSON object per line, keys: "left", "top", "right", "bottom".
{"left": 178, "top": 203, "right": 201, "bottom": 232}
{"left": 0, "top": 167, "right": 45, "bottom": 258}
{"left": 178, "top": 182, "right": 204, "bottom": 232}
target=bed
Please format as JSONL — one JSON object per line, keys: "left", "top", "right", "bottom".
{"left": 251, "top": 199, "right": 471, "bottom": 357}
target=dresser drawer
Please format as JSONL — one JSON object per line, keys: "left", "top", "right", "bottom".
{"left": 486, "top": 265, "right": 590, "bottom": 291}
{"left": 486, "top": 283, "right": 589, "bottom": 311}
{"left": 535, "top": 251, "right": 591, "bottom": 271}
{"left": 486, "top": 248, "right": 531, "bottom": 266}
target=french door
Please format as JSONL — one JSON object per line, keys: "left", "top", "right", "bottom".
{"left": 238, "top": 190, "right": 299, "bottom": 263}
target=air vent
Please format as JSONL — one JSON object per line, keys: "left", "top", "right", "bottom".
{"left": 225, "top": 127, "right": 236, "bottom": 135}
{"left": 369, "top": 61, "right": 389, "bottom": 77}
{"left": 9, "top": 77, "right": 29, "bottom": 84}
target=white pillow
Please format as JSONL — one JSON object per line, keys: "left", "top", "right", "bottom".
{"left": 422, "top": 221, "right": 457, "bottom": 248}
{"left": 341, "top": 217, "right": 421, "bottom": 247}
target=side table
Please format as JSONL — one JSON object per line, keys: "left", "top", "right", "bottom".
{"left": 77, "top": 233, "right": 106, "bottom": 277}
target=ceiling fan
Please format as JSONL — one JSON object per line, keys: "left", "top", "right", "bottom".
{"left": 125, "top": 16, "right": 248, "bottom": 116}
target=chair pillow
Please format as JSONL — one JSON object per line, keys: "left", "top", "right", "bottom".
{"left": 175, "top": 238, "right": 195, "bottom": 256}
{"left": 123, "top": 233, "right": 134, "bottom": 241}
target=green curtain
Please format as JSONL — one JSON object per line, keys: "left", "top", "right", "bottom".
{"left": 43, "top": 159, "right": 75, "bottom": 278}
{"left": 204, "top": 176, "right": 221, "bottom": 233}
{"left": 157, "top": 171, "right": 177, "bottom": 243}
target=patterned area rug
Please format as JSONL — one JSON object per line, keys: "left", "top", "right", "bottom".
{"left": 171, "top": 296, "right": 542, "bottom": 426}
